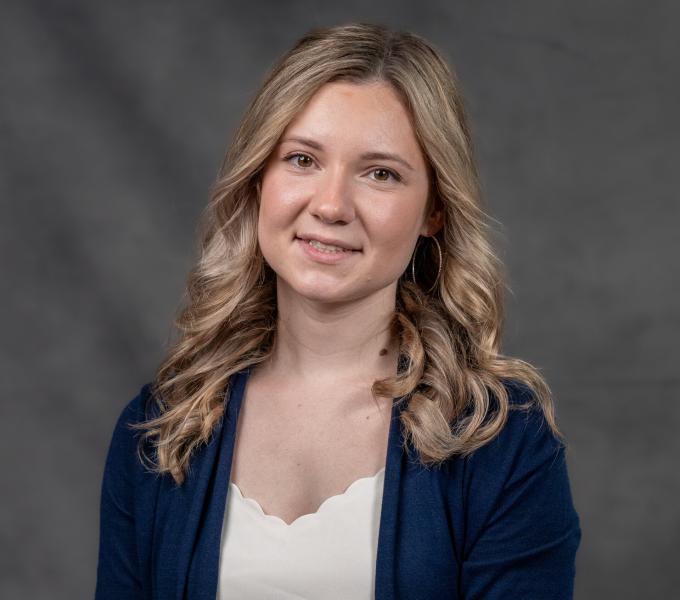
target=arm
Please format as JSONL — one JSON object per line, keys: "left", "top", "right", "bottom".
{"left": 459, "top": 392, "right": 582, "bottom": 599}
{"left": 94, "top": 387, "right": 150, "bottom": 599}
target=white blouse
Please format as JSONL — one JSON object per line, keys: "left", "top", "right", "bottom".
{"left": 216, "top": 467, "right": 386, "bottom": 599}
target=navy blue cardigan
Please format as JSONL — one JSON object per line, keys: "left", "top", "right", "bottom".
{"left": 95, "top": 367, "right": 581, "bottom": 599}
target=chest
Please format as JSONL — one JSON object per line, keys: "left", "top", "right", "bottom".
{"left": 147, "top": 369, "right": 462, "bottom": 599}
{"left": 228, "top": 374, "right": 393, "bottom": 526}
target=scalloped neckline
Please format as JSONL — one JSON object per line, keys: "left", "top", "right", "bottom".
{"left": 229, "top": 467, "right": 386, "bottom": 528}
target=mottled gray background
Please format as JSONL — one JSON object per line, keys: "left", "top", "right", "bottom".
{"left": 2, "top": 1, "right": 678, "bottom": 598}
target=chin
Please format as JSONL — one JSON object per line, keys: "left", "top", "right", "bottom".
{"left": 278, "top": 274, "right": 355, "bottom": 302}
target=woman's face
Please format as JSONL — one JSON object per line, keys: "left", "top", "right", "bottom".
{"left": 258, "top": 80, "right": 440, "bottom": 305}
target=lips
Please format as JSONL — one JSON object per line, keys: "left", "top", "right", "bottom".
{"left": 295, "top": 234, "right": 360, "bottom": 251}
{"left": 296, "top": 237, "right": 359, "bottom": 263}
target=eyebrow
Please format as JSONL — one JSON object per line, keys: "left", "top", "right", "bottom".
{"left": 280, "top": 136, "right": 415, "bottom": 171}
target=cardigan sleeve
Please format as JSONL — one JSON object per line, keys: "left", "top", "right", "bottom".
{"left": 94, "top": 385, "right": 151, "bottom": 600}
{"left": 459, "top": 383, "right": 582, "bottom": 599}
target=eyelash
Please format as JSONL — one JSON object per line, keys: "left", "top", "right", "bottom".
{"left": 283, "top": 152, "right": 402, "bottom": 183}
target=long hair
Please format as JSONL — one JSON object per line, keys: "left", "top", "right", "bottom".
{"left": 132, "top": 22, "right": 563, "bottom": 485}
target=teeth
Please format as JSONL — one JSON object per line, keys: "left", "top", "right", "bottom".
{"left": 308, "top": 239, "right": 349, "bottom": 253}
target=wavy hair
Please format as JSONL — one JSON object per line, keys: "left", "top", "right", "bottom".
{"left": 131, "top": 22, "right": 564, "bottom": 485}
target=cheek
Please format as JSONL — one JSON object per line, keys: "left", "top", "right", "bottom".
{"left": 359, "top": 209, "right": 421, "bottom": 282}
{"left": 368, "top": 203, "right": 422, "bottom": 253}
{"left": 259, "top": 170, "right": 307, "bottom": 230}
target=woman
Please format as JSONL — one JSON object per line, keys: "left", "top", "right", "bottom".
{"left": 96, "top": 23, "right": 581, "bottom": 600}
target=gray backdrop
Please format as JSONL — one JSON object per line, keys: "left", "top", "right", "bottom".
{"left": 2, "top": 1, "right": 678, "bottom": 598}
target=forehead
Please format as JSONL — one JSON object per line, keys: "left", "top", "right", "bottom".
{"left": 280, "top": 81, "right": 424, "bottom": 163}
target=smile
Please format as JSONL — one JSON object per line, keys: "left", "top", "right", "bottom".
{"left": 306, "top": 239, "right": 352, "bottom": 253}
{"left": 295, "top": 237, "right": 360, "bottom": 264}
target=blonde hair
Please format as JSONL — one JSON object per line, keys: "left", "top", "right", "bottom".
{"left": 132, "top": 22, "right": 563, "bottom": 485}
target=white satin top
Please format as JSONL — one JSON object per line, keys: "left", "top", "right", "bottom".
{"left": 216, "top": 467, "right": 386, "bottom": 599}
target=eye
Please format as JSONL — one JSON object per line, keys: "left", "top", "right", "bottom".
{"left": 285, "top": 153, "right": 315, "bottom": 169}
{"left": 370, "top": 167, "right": 401, "bottom": 183}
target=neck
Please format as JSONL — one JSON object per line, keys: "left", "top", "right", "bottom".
{"left": 261, "top": 278, "right": 401, "bottom": 386}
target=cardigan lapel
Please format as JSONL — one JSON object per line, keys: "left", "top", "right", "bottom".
{"left": 374, "top": 395, "right": 407, "bottom": 600}
{"left": 153, "top": 369, "right": 249, "bottom": 600}
{"left": 186, "top": 368, "right": 249, "bottom": 599}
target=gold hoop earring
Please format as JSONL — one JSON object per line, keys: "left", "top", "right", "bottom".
{"left": 410, "top": 235, "right": 442, "bottom": 294}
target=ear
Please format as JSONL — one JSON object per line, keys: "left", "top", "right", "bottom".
{"left": 420, "top": 198, "right": 445, "bottom": 237}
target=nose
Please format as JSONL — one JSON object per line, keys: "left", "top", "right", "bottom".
{"left": 308, "top": 167, "right": 356, "bottom": 225}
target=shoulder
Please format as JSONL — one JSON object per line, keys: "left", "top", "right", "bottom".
{"left": 461, "top": 378, "right": 567, "bottom": 491}
{"left": 449, "top": 380, "right": 581, "bottom": 583}
{"left": 458, "top": 378, "right": 571, "bottom": 520}
{"left": 446, "top": 380, "right": 580, "bottom": 594}
{"left": 102, "top": 383, "right": 159, "bottom": 487}
{"left": 119, "top": 382, "right": 158, "bottom": 424}
{"left": 108, "top": 383, "right": 156, "bottom": 446}
{"left": 97, "top": 385, "right": 164, "bottom": 594}
{"left": 495, "top": 376, "right": 562, "bottom": 450}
